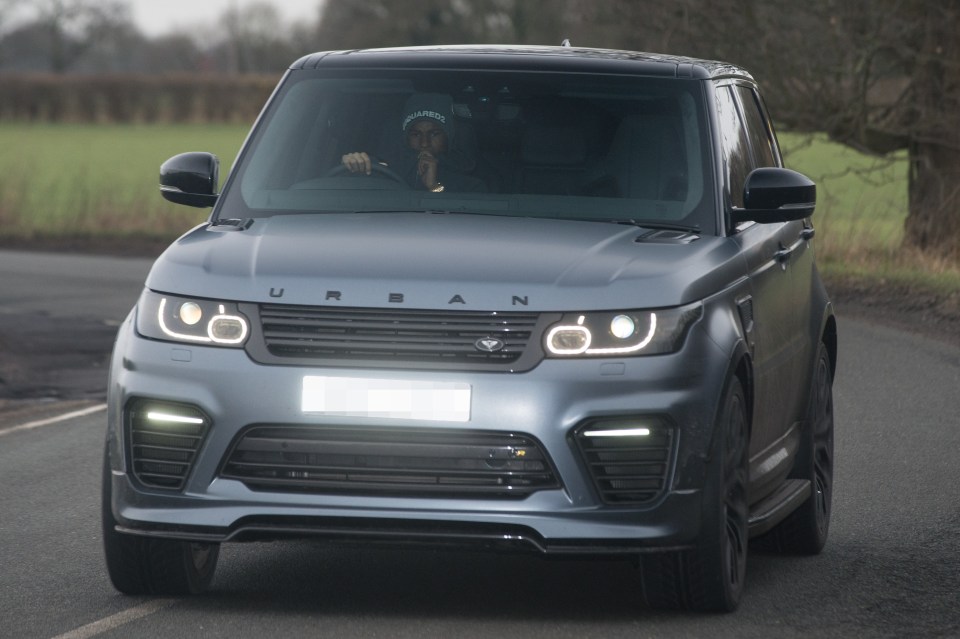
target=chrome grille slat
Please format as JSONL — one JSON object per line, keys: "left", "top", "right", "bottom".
{"left": 262, "top": 336, "right": 521, "bottom": 353}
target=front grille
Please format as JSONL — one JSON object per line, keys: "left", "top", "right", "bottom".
{"left": 250, "top": 305, "right": 550, "bottom": 371}
{"left": 127, "top": 400, "right": 209, "bottom": 490}
{"left": 574, "top": 419, "right": 674, "bottom": 504}
{"left": 220, "top": 425, "right": 560, "bottom": 498}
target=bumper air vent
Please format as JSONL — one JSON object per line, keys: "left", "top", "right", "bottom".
{"left": 220, "top": 425, "right": 560, "bottom": 499}
{"left": 127, "top": 400, "right": 209, "bottom": 491}
{"left": 573, "top": 418, "right": 674, "bottom": 504}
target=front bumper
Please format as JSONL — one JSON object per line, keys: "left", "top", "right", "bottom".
{"left": 105, "top": 313, "right": 731, "bottom": 554}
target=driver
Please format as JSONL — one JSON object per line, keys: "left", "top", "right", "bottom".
{"left": 340, "top": 93, "right": 486, "bottom": 192}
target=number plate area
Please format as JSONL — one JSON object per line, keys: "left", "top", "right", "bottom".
{"left": 302, "top": 376, "right": 471, "bottom": 422}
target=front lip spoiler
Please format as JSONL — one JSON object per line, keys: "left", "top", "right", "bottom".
{"left": 114, "top": 517, "right": 694, "bottom": 556}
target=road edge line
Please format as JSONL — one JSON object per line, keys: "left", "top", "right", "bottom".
{"left": 49, "top": 599, "right": 175, "bottom": 639}
{"left": 0, "top": 403, "right": 107, "bottom": 437}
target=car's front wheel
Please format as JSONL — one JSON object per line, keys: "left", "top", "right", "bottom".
{"left": 101, "top": 449, "right": 219, "bottom": 595}
{"left": 640, "top": 376, "right": 749, "bottom": 612}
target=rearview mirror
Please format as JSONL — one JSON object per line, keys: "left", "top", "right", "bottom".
{"left": 732, "top": 167, "right": 816, "bottom": 225}
{"left": 160, "top": 152, "right": 220, "bottom": 208}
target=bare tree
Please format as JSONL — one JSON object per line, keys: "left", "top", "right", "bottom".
{"left": 221, "top": 1, "right": 290, "bottom": 73}
{"left": 0, "top": 0, "right": 23, "bottom": 31}
{"left": 315, "top": 0, "right": 573, "bottom": 49}
{"left": 898, "top": 2, "right": 960, "bottom": 257}
{"left": 565, "top": 0, "right": 960, "bottom": 261}
{"left": 12, "top": 0, "right": 132, "bottom": 72}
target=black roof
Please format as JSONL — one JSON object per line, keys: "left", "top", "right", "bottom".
{"left": 290, "top": 45, "right": 754, "bottom": 82}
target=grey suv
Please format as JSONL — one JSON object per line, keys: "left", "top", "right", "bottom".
{"left": 102, "top": 45, "right": 836, "bottom": 612}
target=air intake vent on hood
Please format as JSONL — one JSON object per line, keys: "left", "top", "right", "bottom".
{"left": 634, "top": 228, "right": 700, "bottom": 244}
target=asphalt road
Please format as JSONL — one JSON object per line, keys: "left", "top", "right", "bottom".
{"left": 1, "top": 249, "right": 958, "bottom": 638}
{"left": 0, "top": 249, "right": 150, "bottom": 401}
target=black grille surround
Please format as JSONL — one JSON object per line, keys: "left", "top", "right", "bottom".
{"left": 242, "top": 304, "right": 559, "bottom": 372}
{"left": 219, "top": 425, "right": 561, "bottom": 499}
{"left": 573, "top": 419, "right": 675, "bottom": 505}
{"left": 127, "top": 400, "right": 210, "bottom": 491}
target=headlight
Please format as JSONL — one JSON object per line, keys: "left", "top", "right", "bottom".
{"left": 135, "top": 290, "right": 249, "bottom": 347}
{"left": 544, "top": 302, "right": 702, "bottom": 357}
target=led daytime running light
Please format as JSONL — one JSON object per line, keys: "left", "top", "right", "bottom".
{"left": 582, "top": 427, "right": 651, "bottom": 437}
{"left": 586, "top": 312, "right": 656, "bottom": 355}
{"left": 546, "top": 312, "right": 658, "bottom": 356}
{"left": 158, "top": 297, "right": 248, "bottom": 345}
{"left": 545, "top": 324, "right": 592, "bottom": 355}
{"left": 207, "top": 306, "right": 248, "bottom": 344}
{"left": 158, "top": 298, "right": 210, "bottom": 343}
{"left": 146, "top": 411, "right": 205, "bottom": 425}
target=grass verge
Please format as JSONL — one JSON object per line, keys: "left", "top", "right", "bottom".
{"left": 0, "top": 123, "right": 245, "bottom": 246}
{"left": 779, "top": 132, "right": 960, "bottom": 293}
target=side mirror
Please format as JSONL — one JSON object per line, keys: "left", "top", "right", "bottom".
{"left": 731, "top": 167, "right": 816, "bottom": 225}
{"left": 160, "top": 152, "right": 220, "bottom": 208}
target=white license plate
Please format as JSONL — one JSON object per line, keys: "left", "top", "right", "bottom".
{"left": 302, "top": 376, "right": 471, "bottom": 422}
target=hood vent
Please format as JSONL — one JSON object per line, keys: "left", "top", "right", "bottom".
{"left": 635, "top": 228, "right": 700, "bottom": 244}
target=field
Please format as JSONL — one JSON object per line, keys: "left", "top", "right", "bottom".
{"left": 779, "top": 133, "right": 960, "bottom": 290}
{"left": 0, "top": 123, "right": 954, "bottom": 287}
{"left": 0, "top": 123, "right": 247, "bottom": 243}
{"left": 780, "top": 134, "right": 906, "bottom": 262}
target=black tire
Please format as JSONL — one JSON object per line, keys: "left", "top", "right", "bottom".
{"left": 641, "top": 376, "right": 749, "bottom": 612}
{"left": 758, "top": 342, "right": 834, "bottom": 554}
{"left": 101, "top": 449, "right": 219, "bottom": 595}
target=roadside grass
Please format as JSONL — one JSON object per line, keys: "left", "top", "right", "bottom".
{"left": 0, "top": 123, "right": 246, "bottom": 243}
{"left": 779, "top": 132, "right": 906, "bottom": 265}
{"left": 780, "top": 132, "right": 960, "bottom": 292}
{"left": 1, "top": 123, "right": 957, "bottom": 290}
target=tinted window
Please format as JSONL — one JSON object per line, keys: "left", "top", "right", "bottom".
{"left": 735, "top": 85, "right": 778, "bottom": 168}
{"left": 715, "top": 86, "right": 751, "bottom": 208}
{"left": 219, "top": 69, "right": 718, "bottom": 234}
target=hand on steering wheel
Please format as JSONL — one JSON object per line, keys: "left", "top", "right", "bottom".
{"left": 328, "top": 153, "right": 406, "bottom": 185}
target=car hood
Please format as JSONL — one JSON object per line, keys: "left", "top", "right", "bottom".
{"left": 146, "top": 213, "right": 744, "bottom": 310}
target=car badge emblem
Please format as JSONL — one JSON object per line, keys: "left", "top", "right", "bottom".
{"left": 475, "top": 337, "right": 505, "bottom": 352}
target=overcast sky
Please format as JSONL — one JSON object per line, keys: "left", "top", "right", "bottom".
{"left": 128, "top": 0, "right": 323, "bottom": 37}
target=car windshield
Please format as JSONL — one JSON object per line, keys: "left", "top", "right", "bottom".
{"left": 218, "top": 67, "right": 717, "bottom": 234}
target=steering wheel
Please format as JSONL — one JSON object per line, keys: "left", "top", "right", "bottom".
{"left": 325, "top": 162, "right": 407, "bottom": 185}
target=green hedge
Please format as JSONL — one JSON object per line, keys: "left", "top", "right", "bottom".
{"left": 0, "top": 74, "right": 279, "bottom": 123}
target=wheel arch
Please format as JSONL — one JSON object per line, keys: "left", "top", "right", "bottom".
{"left": 720, "top": 341, "right": 754, "bottom": 443}
{"left": 733, "top": 349, "right": 754, "bottom": 440}
{"left": 821, "top": 305, "right": 838, "bottom": 381}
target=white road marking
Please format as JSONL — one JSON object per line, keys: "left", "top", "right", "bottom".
{"left": 49, "top": 599, "right": 175, "bottom": 639}
{"left": 0, "top": 403, "right": 107, "bottom": 437}
{"left": 0, "top": 402, "right": 171, "bottom": 637}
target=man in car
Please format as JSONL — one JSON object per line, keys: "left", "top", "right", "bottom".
{"left": 340, "top": 92, "right": 486, "bottom": 192}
